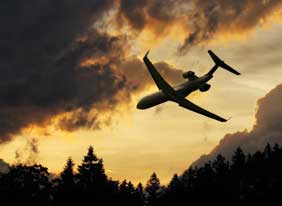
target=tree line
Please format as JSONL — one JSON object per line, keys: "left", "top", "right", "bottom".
{"left": 1, "top": 144, "right": 282, "bottom": 205}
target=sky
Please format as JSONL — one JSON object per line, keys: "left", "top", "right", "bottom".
{"left": 0, "top": 0, "right": 282, "bottom": 184}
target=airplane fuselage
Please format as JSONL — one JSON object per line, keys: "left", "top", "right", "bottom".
{"left": 137, "top": 74, "right": 212, "bottom": 109}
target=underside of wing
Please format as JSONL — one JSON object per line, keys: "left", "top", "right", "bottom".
{"left": 143, "top": 51, "right": 175, "bottom": 95}
{"left": 173, "top": 97, "right": 228, "bottom": 122}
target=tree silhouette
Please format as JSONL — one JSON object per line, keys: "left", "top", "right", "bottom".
{"left": 53, "top": 157, "right": 76, "bottom": 206}
{"left": 61, "top": 157, "right": 75, "bottom": 187}
{"left": 145, "top": 172, "right": 163, "bottom": 206}
{"left": 0, "top": 143, "right": 282, "bottom": 205}
{"left": 77, "top": 146, "right": 106, "bottom": 188}
{"left": 230, "top": 147, "right": 246, "bottom": 201}
{"left": 165, "top": 174, "right": 185, "bottom": 205}
{"left": 76, "top": 146, "right": 108, "bottom": 204}
{"left": 135, "top": 183, "right": 145, "bottom": 206}
{"left": 0, "top": 164, "right": 51, "bottom": 205}
{"left": 118, "top": 180, "right": 137, "bottom": 205}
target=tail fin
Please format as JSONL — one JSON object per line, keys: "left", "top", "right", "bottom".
{"left": 208, "top": 50, "right": 240, "bottom": 75}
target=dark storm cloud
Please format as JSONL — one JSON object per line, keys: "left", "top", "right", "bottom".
{"left": 55, "top": 57, "right": 183, "bottom": 133}
{"left": 193, "top": 84, "right": 282, "bottom": 166}
{"left": 0, "top": 0, "right": 122, "bottom": 142}
{"left": 117, "top": 0, "right": 282, "bottom": 54}
{"left": 179, "top": 0, "right": 282, "bottom": 54}
{"left": 3, "top": 0, "right": 280, "bottom": 143}
{"left": 118, "top": 0, "right": 179, "bottom": 30}
{"left": 0, "top": 0, "right": 183, "bottom": 142}
{"left": 121, "top": 57, "right": 183, "bottom": 93}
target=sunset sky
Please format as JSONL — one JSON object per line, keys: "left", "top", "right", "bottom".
{"left": 0, "top": 0, "right": 282, "bottom": 184}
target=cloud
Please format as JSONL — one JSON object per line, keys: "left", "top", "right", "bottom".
{"left": 15, "top": 138, "right": 39, "bottom": 165}
{"left": 0, "top": 159, "right": 9, "bottom": 174}
{"left": 0, "top": 0, "right": 183, "bottom": 142}
{"left": 118, "top": 0, "right": 181, "bottom": 30}
{"left": 1, "top": 0, "right": 281, "bottom": 143}
{"left": 120, "top": 57, "right": 183, "bottom": 93}
{"left": 117, "top": 0, "right": 282, "bottom": 53}
{"left": 193, "top": 83, "right": 282, "bottom": 166}
{"left": 0, "top": 0, "right": 124, "bottom": 142}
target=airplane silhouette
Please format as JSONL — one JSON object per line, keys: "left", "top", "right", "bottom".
{"left": 136, "top": 50, "right": 240, "bottom": 122}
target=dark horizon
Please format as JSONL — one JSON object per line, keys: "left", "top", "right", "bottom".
{"left": 0, "top": 0, "right": 282, "bottom": 190}
{"left": 1, "top": 143, "right": 282, "bottom": 205}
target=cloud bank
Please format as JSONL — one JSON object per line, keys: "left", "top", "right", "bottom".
{"left": 0, "top": 0, "right": 184, "bottom": 142}
{"left": 0, "top": 0, "right": 281, "bottom": 143}
{"left": 118, "top": 0, "right": 282, "bottom": 53}
{"left": 194, "top": 84, "right": 282, "bottom": 166}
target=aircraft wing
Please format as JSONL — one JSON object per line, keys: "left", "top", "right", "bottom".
{"left": 173, "top": 97, "right": 228, "bottom": 122}
{"left": 143, "top": 51, "right": 227, "bottom": 122}
{"left": 143, "top": 51, "right": 176, "bottom": 95}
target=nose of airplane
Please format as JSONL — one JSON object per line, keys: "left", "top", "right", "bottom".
{"left": 136, "top": 99, "right": 145, "bottom": 109}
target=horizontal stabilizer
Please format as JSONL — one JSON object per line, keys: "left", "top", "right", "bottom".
{"left": 208, "top": 50, "right": 240, "bottom": 75}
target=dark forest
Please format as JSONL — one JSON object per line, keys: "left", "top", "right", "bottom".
{"left": 0, "top": 143, "right": 282, "bottom": 205}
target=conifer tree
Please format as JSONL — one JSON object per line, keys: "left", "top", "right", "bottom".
{"left": 145, "top": 172, "right": 162, "bottom": 206}
{"left": 77, "top": 146, "right": 100, "bottom": 186}
{"left": 61, "top": 157, "right": 75, "bottom": 187}
{"left": 232, "top": 147, "right": 246, "bottom": 173}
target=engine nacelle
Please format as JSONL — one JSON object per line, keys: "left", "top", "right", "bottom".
{"left": 182, "top": 71, "right": 195, "bottom": 79}
{"left": 199, "top": 84, "right": 211, "bottom": 92}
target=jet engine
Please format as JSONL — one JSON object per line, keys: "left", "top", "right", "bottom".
{"left": 199, "top": 84, "right": 211, "bottom": 92}
{"left": 182, "top": 71, "right": 195, "bottom": 79}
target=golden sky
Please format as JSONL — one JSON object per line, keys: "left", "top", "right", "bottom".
{"left": 0, "top": 1, "right": 282, "bottom": 185}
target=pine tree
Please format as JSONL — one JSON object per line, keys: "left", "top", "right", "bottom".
{"left": 61, "top": 157, "right": 75, "bottom": 188}
{"left": 77, "top": 146, "right": 100, "bottom": 187}
{"left": 231, "top": 147, "right": 246, "bottom": 172}
{"left": 212, "top": 154, "right": 230, "bottom": 200}
{"left": 182, "top": 167, "right": 196, "bottom": 191}
{"left": 263, "top": 143, "right": 272, "bottom": 159}
{"left": 119, "top": 179, "right": 129, "bottom": 194}
{"left": 213, "top": 154, "right": 229, "bottom": 176}
{"left": 127, "top": 181, "right": 135, "bottom": 195}
{"left": 231, "top": 148, "right": 246, "bottom": 200}
{"left": 145, "top": 172, "right": 162, "bottom": 206}
{"left": 76, "top": 146, "right": 108, "bottom": 204}
{"left": 136, "top": 182, "right": 143, "bottom": 194}
{"left": 135, "top": 183, "right": 145, "bottom": 206}
{"left": 54, "top": 158, "right": 76, "bottom": 206}
{"left": 167, "top": 174, "right": 182, "bottom": 192}
{"left": 166, "top": 174, "right": 185, "bottom": 205}
{"left": 1, "top": 164, "right": 51, "bottom": 205}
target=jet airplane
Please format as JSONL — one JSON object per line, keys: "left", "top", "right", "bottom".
{"left": 136, "top": 50, "right": 240, "bottom": 122}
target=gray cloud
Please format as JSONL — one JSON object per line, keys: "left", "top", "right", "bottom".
{"left": 15, "top": 138, "right": 39, "bottom": 165}
{"left": 193, "top": 83, "right": 282, "bottom": 166}
{"left": 1, "top": 0, "right": 280, "bottom": 143}
{"left": 121, "top": 57, "right": 183, "bottom": 93}
{"left": 179, "top": 0, "right": 282, "bottom": 53}
{"left": 0, "top": 0, "right": 124, "bottom": 142}
{"left": 117, "top": 0, "right": 282, "bottom": 54}
{"left": 118, "top": 0, "right": 180, "bottom": 29}
{"left": 0, "top": 0, "right": 183, "bottom": 142}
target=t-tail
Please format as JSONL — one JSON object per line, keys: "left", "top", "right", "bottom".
{"left": 207, "top": 50, "right": 240, "bottom": 76}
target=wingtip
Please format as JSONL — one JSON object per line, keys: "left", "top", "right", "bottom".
{"left": 144, "top": 50, "right": 150, "bottom": 58}
{"left": 225, "top": 116, "right": 232, "bottom": 122}
{"left": 221, "top": 116, "right": 232, "bottom": 122}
